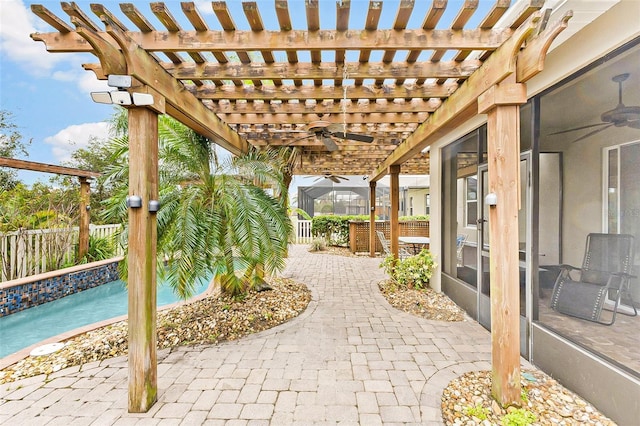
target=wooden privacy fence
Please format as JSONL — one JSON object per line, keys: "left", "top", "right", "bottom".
{"left": 349, "top": 220, "right": 430, "bottom": 254}
{"left": 0, "top": 224, "right": 122, "bottom": 281}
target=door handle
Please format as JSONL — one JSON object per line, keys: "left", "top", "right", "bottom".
{"left": 476, "top": 218, "right": 487, "bottom": 225}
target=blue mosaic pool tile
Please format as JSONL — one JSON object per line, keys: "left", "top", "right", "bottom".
{"left": 0, "top": 261, "right": 120, "bottom": 317}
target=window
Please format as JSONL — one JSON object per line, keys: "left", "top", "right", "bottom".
{"left": 409, "top": 196, "right": 414, "bottom": 216}
{"left": 425, "top": 194, "right": 430, "bottom": 215}
{"left": 465, "top": 176, "right": 478, "bottom": 227}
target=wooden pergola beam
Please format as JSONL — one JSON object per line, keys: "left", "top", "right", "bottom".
{"left": 0, "top": 157, "right": 100, "bottom": 178}
{"left": 204, "top": 99, "right": 441, "bottom": 114}
{"left": 30, "top": 28, "right": 512, "bottom": 53}
{"left": 370, "top": 10, "right": 571, "bottom": 181}
{"left": 111, "top": 20, "right": 247, "bottom": 155}
{"left": 218, "top": 112, "right": 428, "bottom": 125}
{"left": 190, "top": 83, "right": 457, "bottom": 101}
{"left": 158, "top": 60, "right": 482, "bottom": 81}
{"left": 369, "top": 12, "right": 541, "bottom": 181}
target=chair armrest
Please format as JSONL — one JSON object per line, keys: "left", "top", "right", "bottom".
{"left": 556, "top": 264, "right": 581, "bottom": 280}
{"left": 558, "top": 264, "right": 580, "bottom": 271}
{"left": 605, "top": 272, "right": 636, "bottom": 290}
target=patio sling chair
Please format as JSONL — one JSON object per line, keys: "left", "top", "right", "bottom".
{"left": 376, "top": 231, "right": 412, "bottom": 260}
{"left": 550, "top": 233, "right": 638, "bottom": 325}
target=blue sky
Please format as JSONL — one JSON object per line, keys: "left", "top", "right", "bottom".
{"left": 0, "top": 0, "right": 485, "bottom": 188}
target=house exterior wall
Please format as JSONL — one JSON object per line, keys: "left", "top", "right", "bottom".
{"left": 404, "top": 188, "right": 429, "bottom": 216}
{"left": 429, "top": 0, "right": 640, "bottom": 423}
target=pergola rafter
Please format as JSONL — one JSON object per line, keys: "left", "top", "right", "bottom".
{"left": 29, "top": 0, "right": 572, "bottom": 414}
{"left": 30, "top": 0, "right": 545, "bottom": 176}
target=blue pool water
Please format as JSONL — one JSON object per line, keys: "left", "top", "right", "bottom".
{"left": 0, "top": 277, "right": 210, "bottom": 359}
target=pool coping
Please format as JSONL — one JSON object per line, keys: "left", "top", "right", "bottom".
{"left": 0, "top": 281, "right": 218, "bottom": 371}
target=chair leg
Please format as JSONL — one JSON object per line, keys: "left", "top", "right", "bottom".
{"left": 616, "top": 287, "right": 638, "bottom": 317}
{"left": 600, "top": 287, "right": 638, "bottom": 325}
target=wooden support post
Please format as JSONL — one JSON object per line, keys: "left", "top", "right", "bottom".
{"left": 127, "top": 106, "right": 159, "bottom": 413}
{"left": 389, "top": 165, "right": 400, "bottom": 259}
{"left": 478, "top": 75, "right": 527, "bottom": 407}
{"left": 78, "top": 177, "right": 91, "bottom": 261}
{"left": 369, "top": 181, "right": 377, "bottom": 257}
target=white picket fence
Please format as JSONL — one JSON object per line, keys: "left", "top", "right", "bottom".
{"left": 1, "top": 220, "right": 314, "bottom": 282}
{"left": 0, "top": 224, "right": 122, "bottom": 281}
{"left": 294, "top": 219, "right": 313, "bottom": 244}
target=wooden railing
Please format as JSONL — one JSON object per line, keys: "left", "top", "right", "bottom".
{"left": 0, "top": 224, "right": 122, "bottom": 281}
{"left": 349, "top": 220, "right": 430, "bottom": 253}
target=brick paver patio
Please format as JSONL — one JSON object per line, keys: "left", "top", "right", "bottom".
{"left": 0, "top": 244, "right": 495, "bottom": 425}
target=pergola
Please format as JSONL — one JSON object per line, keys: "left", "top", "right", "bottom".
{"left": 0, "top": 157, "right": 100, "bottom": 260}
{"left": 29, "top": 0, "right": 570, "bottom": 413}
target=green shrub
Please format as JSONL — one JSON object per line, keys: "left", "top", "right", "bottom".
{"left": 311, "top": 215, "right": 370, "bottom": 246}
{"left": 464, "top": 404, "right": 489, "bottom": 420}
{"left": 81, "top": 235, "right": 115, "bottom": 263}
{"left": 309, "top": 237, "right": 327, "bottom": 252}
{"left": 399, "top": 215, "right": 430, "bottom": 221}
{"left": 501, "top": 408, "right": 537, "bottom": 426}
{"left": 380, "top": 249, "right": 437, "bottom": 290}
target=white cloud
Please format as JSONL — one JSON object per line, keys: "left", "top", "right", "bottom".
{"left": 78, "top": 72, "right": 110, "bottom": 94}
{"left": 44, "top": 122, "right": 110, "bottom": 163}
{"left": 0, "top": 1, "right": 106, "bottom": 93}
{"left": 0, "top": 0, "right": 61, "bottom": 73}
{"left": 50, "top": 70, "right": 79, "bottom": 83}
{"left": 51, "top": 68, "right": 109, "bottom": 94}
{"left": 195, "top": 1, "right": 215, "bottom": 15}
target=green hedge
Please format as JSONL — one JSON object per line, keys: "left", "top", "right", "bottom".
{"left": 399, "top": 215, "right": 430, "bottom": 221}
{"left": 310, "top": 214, "right": 429, "bottom": 246}
{"left": 311, "top": 215, "right": 370, "bottom": 246}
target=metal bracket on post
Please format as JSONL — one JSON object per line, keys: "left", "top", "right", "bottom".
{"left": 126, "top": 195, "right": 142, "bottom": 208}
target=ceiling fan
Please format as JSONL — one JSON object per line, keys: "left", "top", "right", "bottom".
{"left": 312, "top": 172, "right": 348, "bottom": 183}
{"left": 549, "top": 73, "right": 640, "bottom": 143}
{"left": 291, "top": 120, "right": 374, "bottom": 152}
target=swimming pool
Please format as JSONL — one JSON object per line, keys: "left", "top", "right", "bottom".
{"left": 0, "top": 277, "right": 210, "bottom": 359}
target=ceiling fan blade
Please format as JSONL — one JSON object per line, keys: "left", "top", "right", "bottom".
{"left": 329, "top": 175, "right": 341, "bottom": 183}
{"left": 570, "top": 123, "right": 614, "bottom": 143}
{"left": 284, "top": 134, "right": 316, "bottom": 146}
{"left": 548, "top": 122, "right": 609, "bottom": 135}
{"left": 628, "top": 119, "right": 640, "bottom": 129}
{"left": 321, "top": 136, "right": 339, "bottom": 151}
{"left": 331, "top": 131, "right": 374, "bottom": 143}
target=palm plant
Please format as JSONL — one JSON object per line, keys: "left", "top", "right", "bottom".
{"left": 102, "top": 113, "right": 292, "bottom": 298}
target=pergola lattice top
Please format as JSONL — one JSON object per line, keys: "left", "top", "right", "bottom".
{"left": 31, "top": 0, "right": 565, "bottom": 179}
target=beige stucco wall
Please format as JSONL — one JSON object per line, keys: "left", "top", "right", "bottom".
{"left": 404, "top": 187, "right": 429, "bottom": 216}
